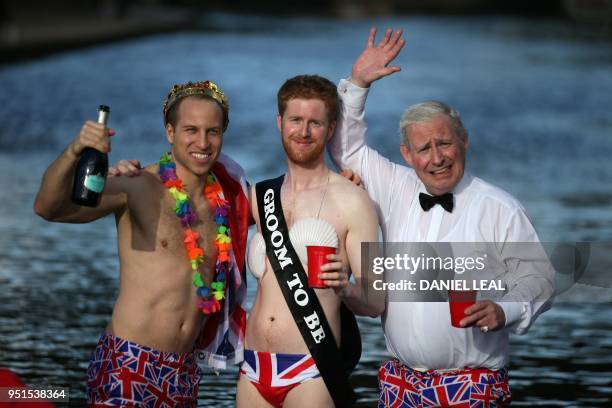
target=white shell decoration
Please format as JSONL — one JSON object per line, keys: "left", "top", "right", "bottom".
{"left": 247, "top": 232, "right": 266, "bottom": 279}
{"left": 289, "top": 218, "right": 338, "bottom": 265}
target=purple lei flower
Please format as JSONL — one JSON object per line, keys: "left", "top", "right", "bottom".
{"left": 180, "top": 208, "right": 196, "bottom": 226}
{"left": 197, "top": 299, "right": 212, "bottom": 309}
{"left": 215, "top": 205, "right": 229, "bottom": 217}
{"left": 160, "top": 168, "right": 177, "bottom": 182}
{"left": 217, "top": 263, "right": 228, "bottom": 275}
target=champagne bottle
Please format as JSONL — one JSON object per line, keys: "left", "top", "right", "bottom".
{"left": 71, "top": 105, "right": 110, "bottom": 207}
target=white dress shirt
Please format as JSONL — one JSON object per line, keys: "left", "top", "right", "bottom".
{"left": 328, "top": 79, "right": 554, "bottom": 370}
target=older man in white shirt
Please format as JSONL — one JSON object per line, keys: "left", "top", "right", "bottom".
{"left": 328, "top": 28, "right": 555, "bottom": 407}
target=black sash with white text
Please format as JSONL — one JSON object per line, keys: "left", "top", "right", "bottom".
{"left": 255, "top": 175, "right": 356, "bottom": 407}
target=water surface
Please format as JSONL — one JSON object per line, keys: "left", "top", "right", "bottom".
{"left": 0, "top": 14, "right": 611, "bottom": 407}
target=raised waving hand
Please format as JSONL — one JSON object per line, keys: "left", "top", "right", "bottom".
{"left": 351, "top": 27, "right": 405, "bottom": 88}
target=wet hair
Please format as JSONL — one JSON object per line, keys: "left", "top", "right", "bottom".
{"left": 399, "top": 101, "right": 468, "bottom": 147}
{"left": 277, "top": 75, "right": 339, "bottom": 122}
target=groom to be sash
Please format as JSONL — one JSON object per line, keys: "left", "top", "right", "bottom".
{"left": 236, "top": 75, "right": 382, "bottom": 408}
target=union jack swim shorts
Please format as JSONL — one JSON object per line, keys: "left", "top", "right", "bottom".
{"left": 240, "top": 349, "right": 321, "bottom": 407}
{"left": 86, "top": 332, "right": 200, "bottom": 407}
{"left": 378, "top": 359, "right": 511, "bottom": 408}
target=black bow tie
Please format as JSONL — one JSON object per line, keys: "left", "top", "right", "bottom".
{"left": 419, "top": 192, "right": 454, "bottom": 213}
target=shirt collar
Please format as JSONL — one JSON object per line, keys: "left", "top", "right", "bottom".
{"left": 453, "top": 171, "right": 472, "bottom": 196}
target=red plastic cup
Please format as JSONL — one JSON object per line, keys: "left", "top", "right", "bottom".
{"left": 448, "top": 290, "right": 477, "bottom": 328}
{"left": 306, "top": 246, "right": 336, "bottom": 288}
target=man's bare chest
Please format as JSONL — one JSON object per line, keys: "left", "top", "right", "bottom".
{"left": 156, "top": 195, "right": 219, "bottom": 262}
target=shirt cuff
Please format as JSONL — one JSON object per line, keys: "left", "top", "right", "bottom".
{"left": 498, "top": 301, "right": 525, "bottom": 329}
{"left": 338, "top": 78, "right": 370, "bottom": 109}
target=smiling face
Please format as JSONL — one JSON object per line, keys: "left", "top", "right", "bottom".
{"left": 278, "top": 98, "right": 336, "bottom": 166}
{"left": 165, "top": 96, "right": 224, "bottom": 180}
{"left": 400, "top": 114, "right": 468, "bottom": 196}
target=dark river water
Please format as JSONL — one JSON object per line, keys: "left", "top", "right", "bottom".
{"left": 0, "top": 13, "right": 611, "bottom": 407}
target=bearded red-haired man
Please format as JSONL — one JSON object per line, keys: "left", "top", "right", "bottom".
{"left": 236, "top": 75, "right": 381, "bottom": 408}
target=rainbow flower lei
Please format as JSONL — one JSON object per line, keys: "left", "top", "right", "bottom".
{"left": 158, "top": 152, "right": 232, "bottom": 314}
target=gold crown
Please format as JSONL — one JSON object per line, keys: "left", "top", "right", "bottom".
{"left": 163, "top": 80, "right": 229, "bottom": 130}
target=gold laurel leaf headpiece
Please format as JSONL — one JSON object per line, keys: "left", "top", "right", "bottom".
{"left": 163, "top": 80, "right": 229, "bottom": 130}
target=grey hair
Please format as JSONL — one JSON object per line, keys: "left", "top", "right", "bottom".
{"left": 399, "top": 101, "right": 468, "bottom": 147}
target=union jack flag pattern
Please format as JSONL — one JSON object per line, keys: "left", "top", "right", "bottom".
{"left": 239, "top": 349, "right": 321, "bottom": 407}
{"left": 86, "top": 332, "right": 200, "bottom": 407}
{"left": 378, "top": 359, "right": 511, "bottom": 408}
{"left": 240, "top": 349, "right": 321, "bottom": 387}
{"left": 195, "top": 155, "right": 249, "bottom": 370}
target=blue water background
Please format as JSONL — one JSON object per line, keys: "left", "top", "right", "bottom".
{"left": 0, "top": 14, "right": 611, "bottom": 406}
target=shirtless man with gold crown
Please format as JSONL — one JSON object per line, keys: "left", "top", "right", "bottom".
{"left": 34, "top": 81, "right": 249, "bottom": 406}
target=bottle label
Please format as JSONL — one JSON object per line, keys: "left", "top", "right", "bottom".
{"left": 84, "top": 174, "right": 105, "bottom": 193}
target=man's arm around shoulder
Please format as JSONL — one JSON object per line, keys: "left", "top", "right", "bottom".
{"left": 323, "top": 183, "right": 384, "bottom": 317}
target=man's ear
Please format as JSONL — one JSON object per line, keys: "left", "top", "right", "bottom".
{"left": 276, "top": 114, "right": 282, "bottom": 132}
{"left": 326, "top": 120, "right": 337, "bottom": 142}
{"left": 400, "top": 144, "right": 414, "bottom": 167}
{"left": 462, "top": 134, "right": 469, "bottom": 152}
{"left": 166, "top": 123, "right": 174, "bottom": 145}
